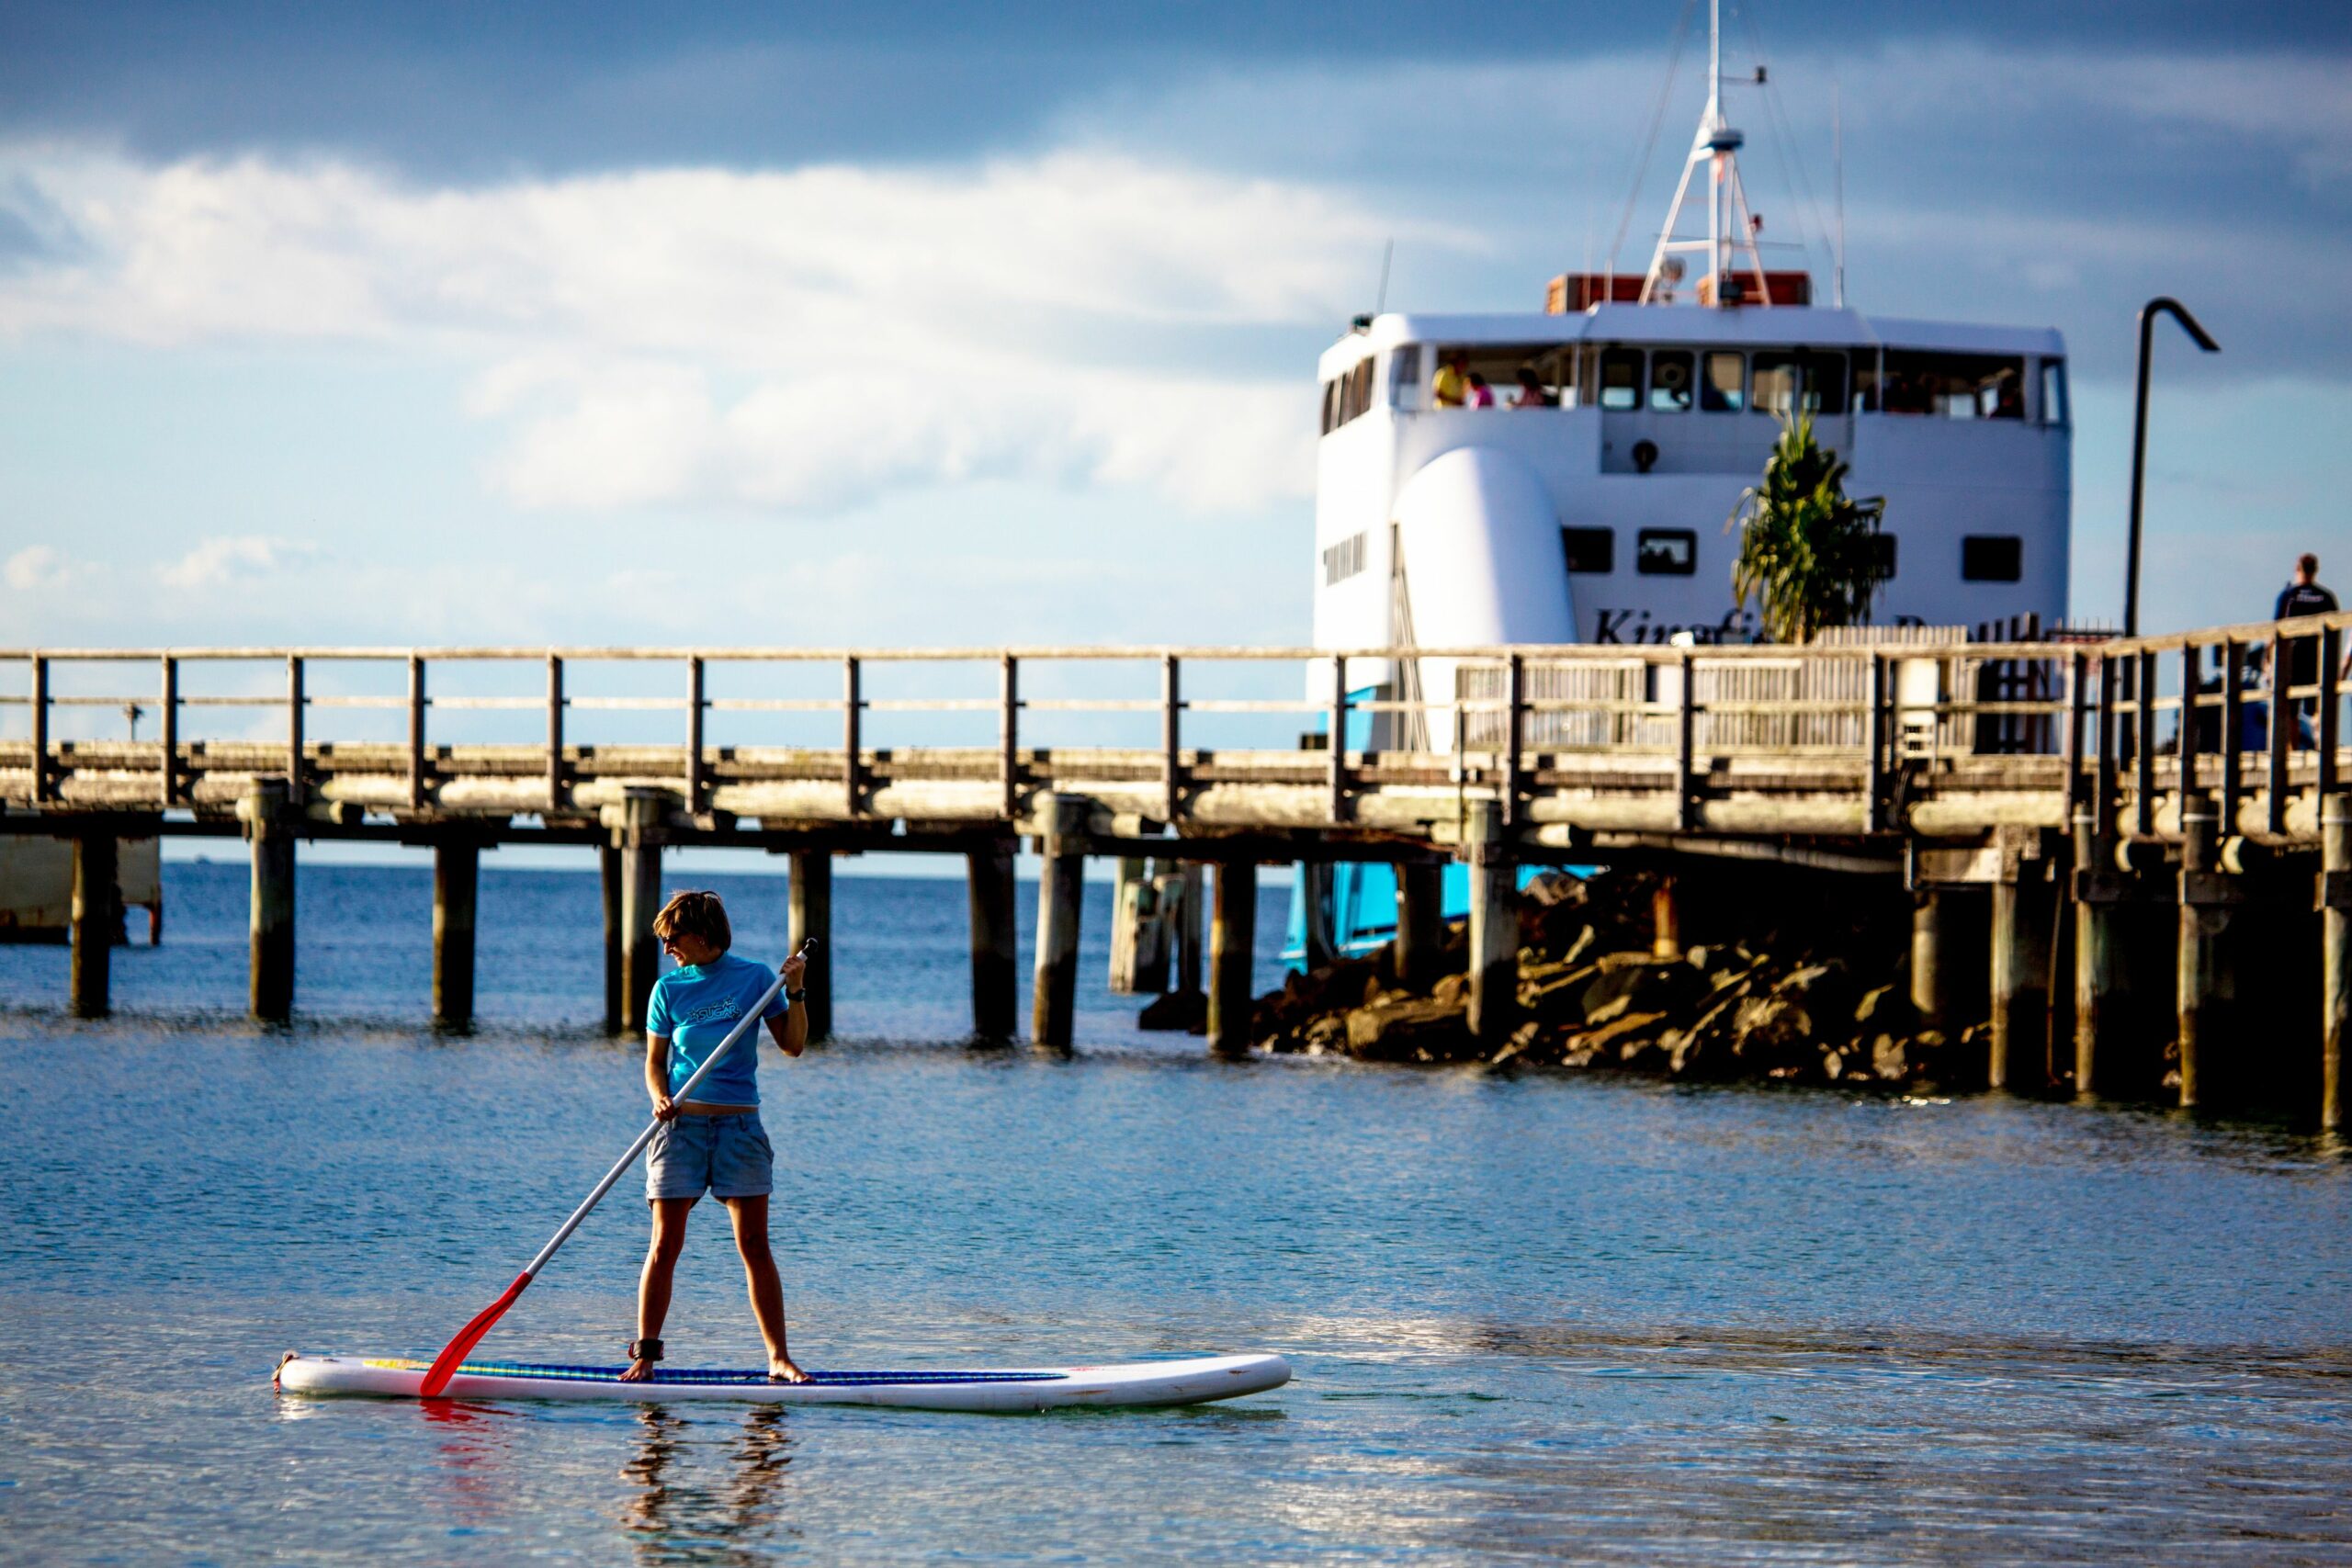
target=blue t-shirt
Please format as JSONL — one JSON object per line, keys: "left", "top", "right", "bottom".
{"left": 646, "top": 953, "right": 786, "bottom": 1106}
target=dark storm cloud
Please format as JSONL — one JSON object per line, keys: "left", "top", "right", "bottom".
{"left": 4, "top": 1, "right": 2346, "bottom": 177}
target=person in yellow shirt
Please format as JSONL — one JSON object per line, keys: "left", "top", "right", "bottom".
{"left": 1431, "top": 351, "right": 1468, "bottom": 408}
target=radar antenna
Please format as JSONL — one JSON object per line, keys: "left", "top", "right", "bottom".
{"left": 1639, "top": 0, "right": 1776, "bottom": 308}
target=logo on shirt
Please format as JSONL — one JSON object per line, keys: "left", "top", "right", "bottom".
{"left": 676, "top": 999, "right": 742, "bottom": 1028}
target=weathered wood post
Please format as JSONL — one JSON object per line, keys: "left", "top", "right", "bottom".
{"left": 1135, "top": 859, "right": 1174, "bottom": 994}
{"left": 1176, "top": 862, "right": 1205, "bottom": 998}
{"left": 1651, "top": 874, "right": 1682, "bottom": 962}
{"left": 2324, "top": 796, "right": 2350, "bottom": 1133}
{"left": 433, "top": 833, "right": 481, "bottom": 1032}
{"left": 600, "top": 842, "right": 622, "bottom": 1033}
{"left": 789, "top": 849, "right": 834, "bottom": 1043}
{"left": 1030, "top": 794, "right": 1088, "bottom": 1049}
{"left": 1910, "top": 890, "right": 1949, "bottom": 1029}
{"left": 1395, "top": 861, "right": 1443, "bottom": 990}
{"left": 617, "top": 789, "right": 666, "bottom": 1036}
{"left": 1107, "top": 856, "right": 1150, "bottom": 993}
{"left": 70, "top": 829, "right": 119, "bottom": 1018}
{"left": 966, "top": 837, "right": 1017, "bottom": 1042}
{"left": 1989, "top": 861, "right": 2053, "bottom": 1091}
{"left": 2070, "top": 828, "right": 2139, "bottom": 1097}
{"left": 1465, "top": 798, "right": 1518, "bottom": 1044}
{"left": 1207, "top": 858, "right": 1258, "bottom": 1055}
{"left": 246, "top": 776, "right": 296, "bottom": 1022}
{"left": 2177, "top": 792, "right": 2235, "bottom": 1110}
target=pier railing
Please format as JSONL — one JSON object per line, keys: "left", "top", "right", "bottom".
{"left": 9, "top": 616, "right": 2351, "bottom": 1113}
{"left": 1, "top": 613, "right": 2345, "bottom": 846}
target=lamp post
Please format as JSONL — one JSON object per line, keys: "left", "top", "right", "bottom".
{"left": 2123, "top": 297, "right": 2220, "bottom": 637}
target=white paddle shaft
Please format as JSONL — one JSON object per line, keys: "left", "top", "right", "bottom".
{"left": 521, "top": 961, "right": 795, "bottom": 1281}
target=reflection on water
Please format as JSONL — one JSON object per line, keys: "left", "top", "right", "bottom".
{"left": 421, "top": 1399, "right": 524, "bottom": 1529}
{"left": 619, "top": 1406, "right": 797, "bottom": 1565}
{"left": 6, "top": 864, "right": 2352, "bottom": 1563}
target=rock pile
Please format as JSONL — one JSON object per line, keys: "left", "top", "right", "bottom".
{"left": 1250, "top": 865, "right": 1991, "bottom": 1091}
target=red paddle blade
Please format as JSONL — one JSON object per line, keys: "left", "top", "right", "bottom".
{"left": 419, "top": 1272, "right": 532, "bottom": 1396}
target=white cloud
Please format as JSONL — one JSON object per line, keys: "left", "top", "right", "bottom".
{"left": 0, "top": 145, "right": 1441, "bottom": 516}
{"left": 5, "top": 544, "right": 69, "bottom": 592}
{"left": 158, "top": 535, "right": 319, "bottom": 590}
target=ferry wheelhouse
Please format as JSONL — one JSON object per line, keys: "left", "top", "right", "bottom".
{"left": 1287, "top": 1, "right": 2072, "bottom": 965}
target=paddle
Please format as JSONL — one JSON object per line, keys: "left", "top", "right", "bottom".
{"left": 420, "top": 940, "right": 811, "bottom": 1396}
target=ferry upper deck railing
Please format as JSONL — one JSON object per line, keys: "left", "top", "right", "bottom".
{"left": 2, "top": 613, "right": 2346, "bottom": 843}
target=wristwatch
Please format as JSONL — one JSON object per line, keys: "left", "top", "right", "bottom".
{"left": 786, "top": 987, "right": 808, "bottom": 1005}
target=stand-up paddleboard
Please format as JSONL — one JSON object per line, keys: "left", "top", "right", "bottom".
{"left": 277, "top": 1351, "right": 1289, "bottom": 1412}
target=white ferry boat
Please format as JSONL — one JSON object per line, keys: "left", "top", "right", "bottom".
{"left": 1287, "top": 1, "right": 2072, "bottom": 965}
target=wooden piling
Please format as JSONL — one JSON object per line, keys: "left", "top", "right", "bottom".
{"left": 247, "top": 777, "right": 296, "bottom": 1022}
{"left": 1207, "top": 859, "right": 1258, "bottom": 1055}
{"left": 2071, "top": 812, "right": 2129, "bottom": 1097}
{"left": 2324, "top": 797, "right": 2350, "bottom": 1133}
{"left": 789, "top": 849, "right": 834, "bottom": 1043}
{"left": 2177, "top": 792, "right": 2235, "bottom": 1111}
{"left": 1395, "top": 862, "right": 1443, "bottom": 990}
{"left": 70, "top": 831, "right": 118, "bottom": 1019}
{"left": 1651, "top": 873, "right": 1682, "bottom": 962}
{"left": 1910, "top": 890, "right": 1949, "bottom": 1029}
{"left": 966, "top": 838, "right": 1017, "bottom": 1042}
{"left": 1466, "top": 799, "right": 1517, "bottom": 1044}
{"left": 600, "top": 842, "right": 622, "bottom": 1033}
{"left": 1135, "top": 860, "right": 1174, "bottom": 994}
{"left": 617, "top": 789, "right": 665, "bottom": 1036}
{"left": 1989, "top": 874, "right": 2052, "bottom": 1091}
{"left": 1175, "top": 862, "right": 1204, "bottom": 997}
{"left": 1107, "top": 856, "right": 1149, "bottom": 994}
{"left": 433, "top": 834, "right": 480, "bottom": 1031}
{"left": 1030, "top": 795, "right": 1087, "bottom": 1049}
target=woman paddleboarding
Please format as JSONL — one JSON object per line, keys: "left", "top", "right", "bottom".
{"left": 623, "top": 890, "right": 812, "bottom": 1384}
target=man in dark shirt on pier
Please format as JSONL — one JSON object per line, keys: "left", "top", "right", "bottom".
{"left": 2270, "top": 553, "right": 2340, "bottom": 746}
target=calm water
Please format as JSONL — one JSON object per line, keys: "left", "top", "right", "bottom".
{"left": 4, "top": 862, "right": 2352, "bottom": 1564}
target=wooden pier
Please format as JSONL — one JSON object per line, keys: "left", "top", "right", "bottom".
{"left": 5, "top": 615, "right": 2347, "bottom": 1123}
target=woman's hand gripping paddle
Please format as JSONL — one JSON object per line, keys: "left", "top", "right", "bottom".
{"left": 420, "top": 942, "right": 811, "bottom": 1395}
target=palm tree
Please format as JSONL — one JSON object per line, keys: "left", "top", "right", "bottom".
{"left": 1727, "top": 414, "right": 1887, "bottom": 644}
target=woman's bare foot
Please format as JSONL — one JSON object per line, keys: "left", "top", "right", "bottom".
{"left": 767, "top": 1356, "right": 809, "bottom": 1384}
{"left": 619, "top": 1357, "right": 658, "bottom": 1382}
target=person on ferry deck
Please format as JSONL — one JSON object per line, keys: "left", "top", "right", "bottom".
{"left": 1432, "top": 352, "right": 1469, "bottom": 408}
{"left": 1511, "top": 367, "right": 1555, "bottom": 409}
{"left": 1467, "top": 372, "right": 1496, "bottom": 408}
{"left": 2269, "top": 553, "right": 2343, "bottom": 745}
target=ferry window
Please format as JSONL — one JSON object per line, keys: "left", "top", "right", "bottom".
{"left": 2039, "top": 358, "right": 2067, "bottom": 426}
{"left": 1754, "top": 351, "right": 1850, "bottom": 418}
{"left": 1811, "top": 353, "right": 1848, "bottom": 415}
{"left": 1324, "top": 358, "right": 1376, "bottom": 432}
{"left": 1635, "top": 528, "right": 1696, "bottom": 576}
{"left": 1751, "top": 353, "right": 1798, "bottom": 418}
{"left": 1600, "top": 348, "right": 1644, "bottom": 411}
{"left": 1562, "top": 526, "right": 1614, "bottom": 573}
{"left": 1648, "top": 351, "right": 1694, "bottom": 412}
{"left": 1880, "top": 352, "right": 2027, "bottom": 420}
{"left": 1701, "top": 352, "right": 1745, "bottom": 412}
{"left": 1868, "top": 534, "right": 1896, "bottom": 581}
{"left": 1855, "top": 355, "right": 1882, "bottom": 412}
{"left": 1387, "top": 345, "right": 1421, "bottom": 409}
{"left": 1962, "top": 536, "right": 2022, "bottom": 582}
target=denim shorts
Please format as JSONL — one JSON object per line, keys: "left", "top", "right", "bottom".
{"left": 645, "top": 1112, "right": 774, "bottom": 1201}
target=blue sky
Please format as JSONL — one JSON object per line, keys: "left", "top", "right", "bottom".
{"left": 4, "top": 0, "right": 2349, "bottom": 672}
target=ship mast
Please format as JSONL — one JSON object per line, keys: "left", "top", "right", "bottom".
{"left": 1639, "top": 0, "right": 1774, "bottom": 308}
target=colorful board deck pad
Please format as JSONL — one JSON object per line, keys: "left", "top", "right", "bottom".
{"left": 275, "top": 1352, "right": 1290, "bottom": 1411}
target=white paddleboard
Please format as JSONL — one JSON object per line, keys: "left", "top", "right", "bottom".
{"left": 275, "top": 1351, "right": 1290, "bottom": 1412}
